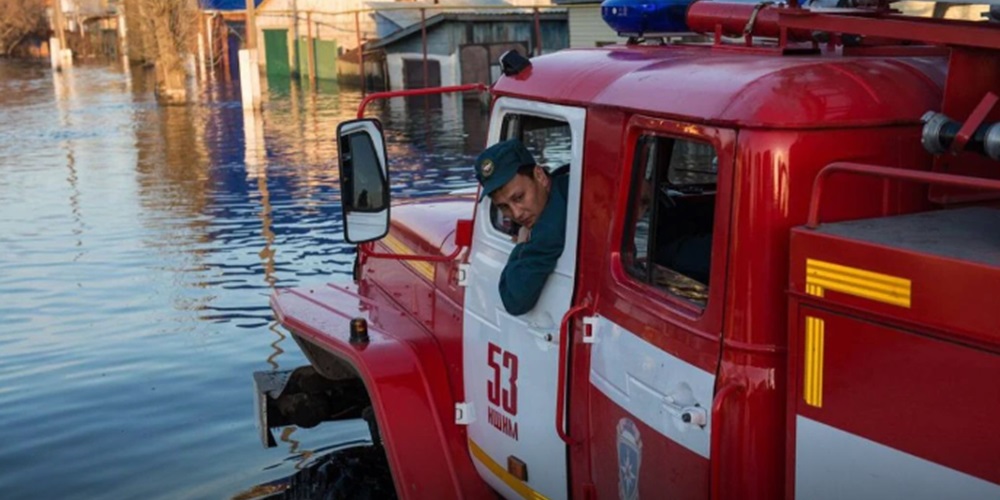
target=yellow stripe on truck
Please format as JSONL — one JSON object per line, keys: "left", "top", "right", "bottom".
{"left": 469, "top": 439, "right": 549, "bottom": 500}
{"left": 380, "top": 233, "right": 435, "bottom": 282}
{"left": 804, "top": 316, "right": 825, "bottom": 408}
{"left": 806, "top": 258, "right": 911, "bottom": 308}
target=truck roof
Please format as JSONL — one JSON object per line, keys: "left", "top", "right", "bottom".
{"left": 492, "top": 45, "right": 947, "bottom": 129}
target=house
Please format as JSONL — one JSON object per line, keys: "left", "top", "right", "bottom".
{"left": 49, "top": 0, "right": 122, "bottom": 58}
{"left": 363, "top": 6, "right": 568, "bottom": 91}
{"left": 552, "top": 0, "right": 617, "bottom": 48}
{"left": 251, "top": 0, "right": 564, "bottom": 86}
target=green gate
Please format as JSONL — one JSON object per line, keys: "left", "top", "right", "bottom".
{"left": 263, "top": 29, "right": 290, "bottom": 77}
{"left": 295, "top": 37, "right": 337, "bottom": 81}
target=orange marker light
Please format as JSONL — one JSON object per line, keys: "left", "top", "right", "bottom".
{"left": 507, "top": 455, "right": 528, "bottom": 482}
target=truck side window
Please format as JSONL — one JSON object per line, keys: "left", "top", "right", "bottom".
{"left": 487, "top": 114, "right": 572, "bottom": 236}
{"left": 622, "top": 135, "right": 717, "bottom": 307}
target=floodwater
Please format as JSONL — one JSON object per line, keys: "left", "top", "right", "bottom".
{"left": 0, "top": 59, "right": 487, "bottom": 499}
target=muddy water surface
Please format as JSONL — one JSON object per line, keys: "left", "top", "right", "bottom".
{"left": 0, "top": 60, "right": 486, "bottom": 499}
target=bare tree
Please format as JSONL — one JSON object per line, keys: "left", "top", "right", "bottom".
{"left": 0, "top": 0, "right": 48, "bottom": 57}
{"left": 140, "top": 0, "right": 197, "bottom": 104}
{"left": 123, "top": 0, "right": 156, "bottom": 64}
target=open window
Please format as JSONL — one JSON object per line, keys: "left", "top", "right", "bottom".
{"left": 486, "top": 114, "right": 572, "bottom": 236}
{"left": 622, "top": 135, "right": 718, "bottom": 308}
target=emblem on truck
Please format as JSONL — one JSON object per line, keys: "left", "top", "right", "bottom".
{"left": 617, "top": 418, "right": 642, "bottom": 500}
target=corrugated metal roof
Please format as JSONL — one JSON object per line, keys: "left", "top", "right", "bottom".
{"left": 366, "top": 9, "right": 566, "bottom": 50}
{"left": 367, "top": 2, "right": 423, "bottom": 30}
{"left": 367, "top": 0, "right": 524, "bottom": 31}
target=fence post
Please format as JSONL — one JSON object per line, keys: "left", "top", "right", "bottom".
{"left": 356, "top": 10, "right": 365, "bottom": 95}
{"left": 306, "top": 11, "right": 316, "bottom": 87}
{"left": 421, "top": 8, "right": 428, "bottom": 88}
{"left": 534, "top": 8, "right": 543, "bottom": 56}
{"left": 221, "top": 21, "right": 231, "bottom": 82}
{"left": 206, "top": 14, "right": 215, "bottom": 78}
{"left": 196, "top": 12, "right": 206, "bottom": 81}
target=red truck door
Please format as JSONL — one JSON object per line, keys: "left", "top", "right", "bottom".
{"left": 584, "top": 117, "right": 736, "bottom": 499}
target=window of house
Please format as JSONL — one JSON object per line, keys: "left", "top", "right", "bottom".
{"left": 622, "top": 135, "right": 718, "bottom": 308}
{"left": 486, "top": 114, "right": 572, "bottom": 236}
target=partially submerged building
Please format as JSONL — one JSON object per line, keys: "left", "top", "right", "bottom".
{"left": 363, "top": 5, "right": 568, "bottom": 90}
{"left": 552, "top": 0, "right": 618, "bottom": 48}
{"left": 248, "top": 0, "right": 565, "bottom": 89}
{"left": 254, "top": 0, "right": 381, "bottom": 80}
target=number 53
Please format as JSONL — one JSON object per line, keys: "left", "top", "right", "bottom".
{"left": 487, "top": 343, "right": 518, "bottom": 415}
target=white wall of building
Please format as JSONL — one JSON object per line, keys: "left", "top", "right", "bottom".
{"left": 567, "top": 5, "right": 618, "bottom": 48}
{"left": 385, "top": 52, "right": 458, "bottom": 90}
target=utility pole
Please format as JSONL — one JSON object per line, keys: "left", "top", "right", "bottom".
{"left": 50, "top": 0, "right": 72, "bottom": 70}
{"left": 291, "top": 0, "right": 300, "bottom": 75}
{"left": 239, "top": 0, "right": 262, "bottom": 109}
{"left": 53, "top": 0, "right": 67, "bottom": 48}
{"left": 245, "top": 0, "right": 257, "bottom": 50}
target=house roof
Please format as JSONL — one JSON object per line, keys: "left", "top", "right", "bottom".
{"left": 367, "top": 2, "right": 426, "bottom": 30}
{"left": 366, "top": 9, "right": 567, "bottom": 50}
{"left": 367, "top": 0, "right": 516, "bottom": 30}
{"left": 367, "top": 12, "right": 448, "bottom": 49}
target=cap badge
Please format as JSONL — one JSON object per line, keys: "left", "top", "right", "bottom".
{"left": 481, "top": 159, "right": 495, "bottom": 178}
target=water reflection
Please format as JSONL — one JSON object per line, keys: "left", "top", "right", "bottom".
{"left": 0, "top": 59, "right": 486, "bottom": 499}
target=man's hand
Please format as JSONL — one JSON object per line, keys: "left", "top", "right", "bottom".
{"left": 514, "top": 225, "right": 531, "bottom": 244}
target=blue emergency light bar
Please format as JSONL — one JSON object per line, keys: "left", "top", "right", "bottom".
{"left": 600, "top": 0, "right": 695, "bottom": 37}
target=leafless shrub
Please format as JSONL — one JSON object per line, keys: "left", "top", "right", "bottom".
{"left": 0, "top": 0, "right": 48, "bottom": 56}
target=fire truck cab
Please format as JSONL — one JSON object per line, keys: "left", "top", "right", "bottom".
{"left": 262, "top": 2, "right": 1000, "bottom": 499}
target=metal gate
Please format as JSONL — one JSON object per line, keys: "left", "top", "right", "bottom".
{"left": 263, "top": 29, "right": 290, "bottom": 77}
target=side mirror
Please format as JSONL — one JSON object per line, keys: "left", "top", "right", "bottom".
{"left": 337, "top": 118, "right": 390, "bottom": 243}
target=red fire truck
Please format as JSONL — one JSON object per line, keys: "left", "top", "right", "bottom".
{"left": 255, "top": 1, "right": 1000, "bottom": 498}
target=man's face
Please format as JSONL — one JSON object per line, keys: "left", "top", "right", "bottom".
{"left": 489, "top": 166, "right": 550, "bottom": 229}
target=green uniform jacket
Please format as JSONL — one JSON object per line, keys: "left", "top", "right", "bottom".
{"left": 499, "top": 171, "right": 569, "bottom": 315}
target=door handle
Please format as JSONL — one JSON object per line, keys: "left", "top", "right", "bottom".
{"left": 555, "top": 299, "right": 592, "bottom": 445}
{"left": 662, "top": 397, "right": 708, "bottom": 427}
{"left": 662, "top": 385, "right": 708, "bottom": 427}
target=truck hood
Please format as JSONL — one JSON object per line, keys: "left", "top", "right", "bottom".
{"left": 388, "top": 195, "right": 475, "bottom": 257}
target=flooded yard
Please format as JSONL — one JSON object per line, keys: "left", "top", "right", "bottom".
{"left": 0, "top": 59, "right": 486, "bottom": 498}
